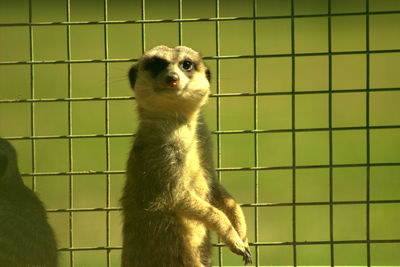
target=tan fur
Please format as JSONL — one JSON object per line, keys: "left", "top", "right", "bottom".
{"left": 121, "top": 45, "right": 252, "bottom": 267}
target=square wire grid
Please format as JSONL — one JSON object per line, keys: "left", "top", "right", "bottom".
{"left": 0, "top": 0, "right": 400, "bottom": 266}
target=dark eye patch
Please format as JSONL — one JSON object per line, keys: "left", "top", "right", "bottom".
{"left": 144, "top": 56, "right": 169, "bottom": 77}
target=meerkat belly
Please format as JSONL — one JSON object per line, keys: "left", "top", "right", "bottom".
{"left": 180, "top": 217, "right": 209, "bottom": 254}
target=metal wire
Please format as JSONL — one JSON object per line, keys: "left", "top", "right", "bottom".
{"left": 215, "top": 0, "right": 223, "bottom": 264}
{"left": 1, "top": 9, "right": 400, "bottom": 27}
{"left": 1, "top": 0, "right": 400, "bottom": 266}
{"left": 103, "top": 0, "right": 111, "bottom": 265}
{"left": 327, "top": 0, "right": 335, "bottom": 265}
{"left": 65, "top": 0, "right": 74, "bottom": 265}
{"left": 1, "top": 48, "right": 400, "bottom": 66}
{"left": 290, "top": 0, "right": 298, "bottom": 265}
{"left": 365, "top": 0, "right": 372, "bottom": 265}
{"left": 252, "top": 0, "right": 260, "bottom": 265}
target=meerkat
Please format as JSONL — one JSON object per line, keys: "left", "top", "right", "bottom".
{"left": 0, "top": 138, "right": 58, "bottom": 267}
{"left": 121, "top": 45, "right": 252, "bottom": 267}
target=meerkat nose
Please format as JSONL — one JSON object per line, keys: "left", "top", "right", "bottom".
{"left": 166, "top": 72, "right": 179, "bottom": 87}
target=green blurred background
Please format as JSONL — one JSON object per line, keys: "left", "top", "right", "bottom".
{"left": 1, "top": 0, "right": 400, "bottom": 266}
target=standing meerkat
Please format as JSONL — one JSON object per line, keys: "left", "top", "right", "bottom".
{"left": 121, "top": 45, "right": 252, "bottom": 267}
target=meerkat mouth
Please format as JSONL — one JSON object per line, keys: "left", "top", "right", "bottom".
{"left": 170, "top": 80, "right": 179, "bottom": 87}
{"left": 161, "top": 84, "right": 180, "bottom": 92}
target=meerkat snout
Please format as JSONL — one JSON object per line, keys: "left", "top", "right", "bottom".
{"left": 166, "top": 71, "right": 179, "bottom": 87}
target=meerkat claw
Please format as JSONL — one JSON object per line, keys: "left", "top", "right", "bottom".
{"left": 243, "top": 246, "right": 252, "bottom": 265}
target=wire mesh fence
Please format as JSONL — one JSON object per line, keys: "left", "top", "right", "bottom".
{"left": 1, "top": 0, "right": 400, "bottom": 266}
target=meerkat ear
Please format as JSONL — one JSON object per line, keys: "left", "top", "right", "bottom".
{"left": 128, "top": 64, "right": 138, "bottom": 90}
{"left": 205, "top": 68, "right": 211, "bottom": 82}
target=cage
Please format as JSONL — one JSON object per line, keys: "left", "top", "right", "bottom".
{"left": 1, "top": 0, "right": 400, "bottom": 266}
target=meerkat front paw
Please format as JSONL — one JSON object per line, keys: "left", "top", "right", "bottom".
{"left": 241, "top": 236, "right": 252, "bottom": 265}
{"left": 225, "top": 230, "right": 253, "bottom": 265}
{"left": 242, "top": 246, "right": 252, "bottom": 265}
{"left": 232, "top": 238, "right": 252, "bottom": 265}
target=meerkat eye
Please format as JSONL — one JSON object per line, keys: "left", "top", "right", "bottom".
{"left": 181, "top": 60, "right": 193, "bottom": 71}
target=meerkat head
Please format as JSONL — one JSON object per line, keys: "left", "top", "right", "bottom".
{"left": 128, "top": 45, "right": 211, "bottom": 118}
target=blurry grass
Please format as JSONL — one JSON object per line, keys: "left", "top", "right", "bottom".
{"left": 1, "top": 0, "right": 400, "bottom": 266}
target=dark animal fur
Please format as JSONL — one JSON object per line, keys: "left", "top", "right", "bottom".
{"left": 0, "top": 138, "right": 58, "bottom": 267}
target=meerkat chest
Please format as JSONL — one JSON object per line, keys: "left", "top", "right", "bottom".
{"left": 184, "top": 146, "right": 210, "bottom": 199}
{"left": 171, "top": 127, "right": 210, "bottom": 199}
